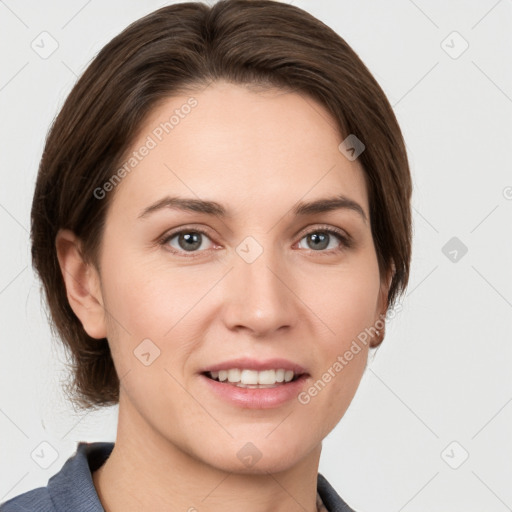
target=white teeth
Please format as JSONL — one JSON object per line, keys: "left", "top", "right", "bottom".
{"left": 208, "top": 368, "right": 299, "bottom": 385}
{"left": 241, "top": 369, "right": 259, "bottom": 384}
{"left": 257, "top": 369, "right": 276, "bottom": 385}
{"left": 284, "top": 370, "right": 294, "bottom": 383}
{"left": 227, "top": 368, "right": 241, "bottom": 382}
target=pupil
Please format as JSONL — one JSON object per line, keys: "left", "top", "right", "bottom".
{"left": 179, "top": 232, "right": 201, "bottom": 251}
{"left": 309, "top": 232, "right": 328, "bottom": 250}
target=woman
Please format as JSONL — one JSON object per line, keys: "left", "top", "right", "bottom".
{"left": 1, "top": 0, "right": 412, "bottom": 510}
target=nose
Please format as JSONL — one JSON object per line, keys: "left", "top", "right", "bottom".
{"left": 221, "top": 243, "right": 298, "bottom": 337}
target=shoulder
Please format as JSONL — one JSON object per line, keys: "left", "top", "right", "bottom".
{"left": 0, "top": 486, "right": 54, "bottom": 511}
{"left": 0, "top": 441, "right": 114, "bottom": 512}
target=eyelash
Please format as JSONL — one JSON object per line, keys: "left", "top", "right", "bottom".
{"left": 158, "top": 224, "right": 352, "bottom": 258}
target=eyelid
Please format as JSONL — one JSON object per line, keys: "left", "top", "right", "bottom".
{"left": 297, "top": 224, "right": 353, "bottom": 252}
{"left": 158, "top": 223, "right": 353, "bottom": 257}
{"left": 299, "top": 223, "right": 350, "bottom": 241}
{"left": 157, "top": 224, "right": 216, "bottom": 253}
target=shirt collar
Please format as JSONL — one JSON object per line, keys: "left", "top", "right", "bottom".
{"left": 47, "top": 441, "right": 113, "bottom": 512}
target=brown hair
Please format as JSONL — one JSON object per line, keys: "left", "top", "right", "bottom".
{"left": 31, "top": 0, "right": 412, "bottom": 411}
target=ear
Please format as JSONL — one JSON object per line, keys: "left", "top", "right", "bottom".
{"left": 55, "top": 229, "right": 107, "bottom": 340}
{"left": 370, "top": 264, "right": 394, "bottom": 348}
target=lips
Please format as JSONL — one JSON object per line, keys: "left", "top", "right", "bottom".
{"left": 200, "top": 369, "right": 310, "bottom": 409}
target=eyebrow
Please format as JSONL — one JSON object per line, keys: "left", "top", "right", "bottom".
{"left": 138, "top": 194, "right": 367, "bottom": 223}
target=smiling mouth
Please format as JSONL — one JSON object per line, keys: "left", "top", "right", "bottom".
{"left": 202, "top": 369, "right": 306, "bottom": 388}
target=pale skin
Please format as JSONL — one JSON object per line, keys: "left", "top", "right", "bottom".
{"left": 56, "top": 80, "right": 391, "bottom": 512}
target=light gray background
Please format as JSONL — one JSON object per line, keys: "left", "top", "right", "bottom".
{"left": 1, "top": 1, "right": 511, "bottom": 510}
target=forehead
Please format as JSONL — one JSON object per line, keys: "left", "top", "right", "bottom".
{"left": 107, "top": 81, "right": 369, "bottom": 221}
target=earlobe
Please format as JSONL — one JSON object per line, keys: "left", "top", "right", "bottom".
{"left": 55, "top": 229, "right": 107, "bottom": 339}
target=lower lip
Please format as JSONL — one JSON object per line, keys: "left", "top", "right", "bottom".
{"left": 200, "top": 374, "right": 309, "bottom": 409}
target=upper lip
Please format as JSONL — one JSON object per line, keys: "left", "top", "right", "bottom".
{"left": 200, "top": 358, "right": 308, "bottom": 375}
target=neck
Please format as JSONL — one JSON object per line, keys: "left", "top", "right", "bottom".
{"left": 92, "top": 391, "right": 323, "bottom": 512}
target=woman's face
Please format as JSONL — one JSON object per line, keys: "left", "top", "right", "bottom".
{"left": 87, "top": 80, "right": 388, "bottom": 473}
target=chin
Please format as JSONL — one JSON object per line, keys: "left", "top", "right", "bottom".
{"left": 199, "top": 436, "right": 315, "bottom": 475}
{"left": 212, "top": 453, "right": 304, "bottom": 475}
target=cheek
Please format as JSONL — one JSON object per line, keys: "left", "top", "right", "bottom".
{"left": 100, "top": 248, "right": 203, "bottom": 337}
{"left": 310, "top": 255, "right": 381, "bottom": 342}
{"left": 300, "top": 268, "right": 379, "bottom": 435}
{"left": 302, "top": 254, "right": 380, "bottom": 401}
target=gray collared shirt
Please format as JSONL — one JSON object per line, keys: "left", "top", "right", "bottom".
{"left": 0, "top": 442, "right": 356, "bottom": 512}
